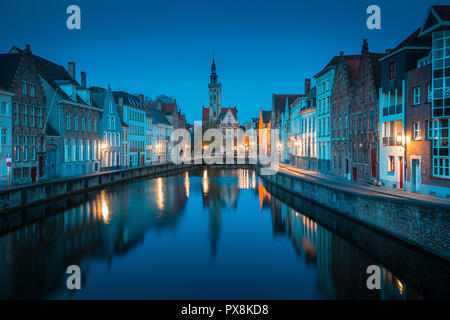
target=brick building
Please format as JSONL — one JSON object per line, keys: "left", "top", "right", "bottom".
{"left": 349, "top": 40, "right": 383, "bottom": 183}
{"left": 0, "top": 45, "right": 47, "bottom": 184}
{"left": 403, "top": 6, "right": 450, "bottom": 198}
{"left": 330, "top": 52, "right": 360, "bottom": 179}
{"left": 378, "top": 28, "right": 431, "bottom": 190}
{"left": 33, "top": 57, "right": 103, "bottom": 177}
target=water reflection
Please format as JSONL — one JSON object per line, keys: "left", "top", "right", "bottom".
{"left": 0, "top": 169, "right": 447, "bottom": 299}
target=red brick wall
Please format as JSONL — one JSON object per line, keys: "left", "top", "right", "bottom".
{"left": 406, "top": 64, "right": 450, "bottom": 189}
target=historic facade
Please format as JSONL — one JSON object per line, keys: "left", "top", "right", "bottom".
{"left": 314, "top": 57, "right": 337, "bottom": 174}
{"left": 145, "top": 103, "right": 173, "bottom": 163}
{"left": 0, "top": 89, "right": 13, "bottom": 184}
{"left": 402, "top": 6, "right": 450, "bottom": 197}
{"left": 349, "top": 40, "right": 383, "bottom": 183}
{"left": 0, "top": 45, "right": 47, "bottom": 184}
{"left": 330, "top": 52, "right": 360, "bottom": 179}
{"left": 378, "top": 29, "right": 431, "bottom": 190}
{"left": 36, "top": 59, "right": 102, "bottom": 177}
{"left": 90, "top": 84, "right": 122, "bottom": 170}
{"left": 114, "top": 91, "right": 146, "bottom": 167}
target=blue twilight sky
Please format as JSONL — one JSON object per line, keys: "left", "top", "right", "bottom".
{"left": 0, "top": 0, "right": 448, "bottom": 124}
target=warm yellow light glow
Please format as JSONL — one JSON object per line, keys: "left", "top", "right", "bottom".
{"left": 406, "top": 136, "right": 411, "bottom": 144}
{"left": 397, "top": 279, "right": 404, "bottom": 295}
{"left": 156, "top": 177, "right": 164, "bottom": 210}
{"left": 202, "top": 169, "right": 209, "bottom": 193}
{"left": 396, "top": 135, "right": 402, "bottom": 143}
{"left": 101, "top": 200, "right": 110, "bottom": 223}
{"left": 184, "top": 171, "right": 190, "bottom": 197}
{"left": 101, "top": 143, "right": 108, "bottom": 149}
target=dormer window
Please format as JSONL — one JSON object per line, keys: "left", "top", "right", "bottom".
{"left": 22, "top": 83, "right": 27, "bottom": 96}
{"left": 389, "top": 62, "right": 396, "bottom": 80}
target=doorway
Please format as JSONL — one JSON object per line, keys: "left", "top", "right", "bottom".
{"left": 399, "top": 156, "right": 404, "bottom": 190}
{"left": 411, "top": 159, "right": 420, "bottom": 192}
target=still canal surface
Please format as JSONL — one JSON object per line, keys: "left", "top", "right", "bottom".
{"left": 0, "top": 168, "right": 449, "bottom": 299}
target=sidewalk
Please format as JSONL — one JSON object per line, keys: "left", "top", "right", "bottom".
{"left": 277, "top": 163, "right": 450, "bottom": 207}
{"left": 0, "top": 161, "right": 172, "bottom": 192}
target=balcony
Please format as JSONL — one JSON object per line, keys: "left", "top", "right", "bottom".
{"left": 382, "top": 136, "right": 403, "bottom": 147}
{"left": 382, "top": 104, "right": 402, "bottom": 117}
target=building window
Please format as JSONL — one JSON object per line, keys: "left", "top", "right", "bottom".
{"left": 82, "top": 117, "right": 86, "bottom": 131}
{"left": 369, "top": 110, "right": 375, "bottom": 131}
{"left": 0, "top": 102, "right": 6, "bottom": 115}
{"left": 388, "top": 156, "right": 395, "bottom": 173}
{"left": 432, "top": 119, "right": 450, "bottom": 178}
{"left": 389, "top": 62, "right": 395, "bottom": 80}
{"left": 413, "top": 87, "right": 421, "bottom": 105}
{"left": 432, "top": 30, "right": 450, "bottom": 118}
{"left": 413, "top": 122, "right": 421, "bottom": 140}
{"left": 30, "top": 106, "right": 35, "bottom": 127}
{"left": 23, "top": 105, "right": 27, "bottom": 126}
{"left": 1, "top": 128, "right": 7, "bottom": 145}
{"left": 30, "top": 85, "right": 35, "bottom": 97}
{"left": 66, "top": 112, "right": 71, "bottom": 130}
{"left": 74, "top": 114, "right": 79, "bottom": 130}
{"left": 22, "top": 83, "right": 27, "bottom": 95}
{"left": 38, "top": 107, "right": 43, "bottom": 128}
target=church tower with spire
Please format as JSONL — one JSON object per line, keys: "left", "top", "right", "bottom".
{"left": 208, "top": 58, "right": 222, "bottom": 122}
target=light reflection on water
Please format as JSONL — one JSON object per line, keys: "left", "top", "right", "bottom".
{"left": 0, "top": 169, "right": 443, "bottom": 299}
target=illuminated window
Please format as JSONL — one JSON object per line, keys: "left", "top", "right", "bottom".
{"left": 388, "top": 156, "right": 395, "bottom": 173}
{"left": 413, "top": 122, "right": 421, "bottom": 140}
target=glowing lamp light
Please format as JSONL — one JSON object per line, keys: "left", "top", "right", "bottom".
{"left": 396, "top": 135, "right": 402, "bottom": 143}
{"left": 101, "top": 143, "right": 108, "bottom": 149}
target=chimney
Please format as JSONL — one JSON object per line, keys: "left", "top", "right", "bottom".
{"left": 119, "top": 97, "right": 123, "bottom": 106}
{"left": 68, "top": 62, "right": 76, "bottom": 80}
{"left": 362, "top": 39, "right": 368, "bottom": 54}
{"left": 81, "top": 71, "right": 86, "bottom": 87}
{"left": 25, "top": 44, "right": 31, "bottom": 54}
{"left": 305, "top": 78, "right": 311, "bottom": 95}
{"left": 139, "top": 94, "right": 144, "bottom": 103}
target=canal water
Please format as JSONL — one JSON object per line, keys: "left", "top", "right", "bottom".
{"left": 0, "top": 168, "right": 448, "bottom": 299}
